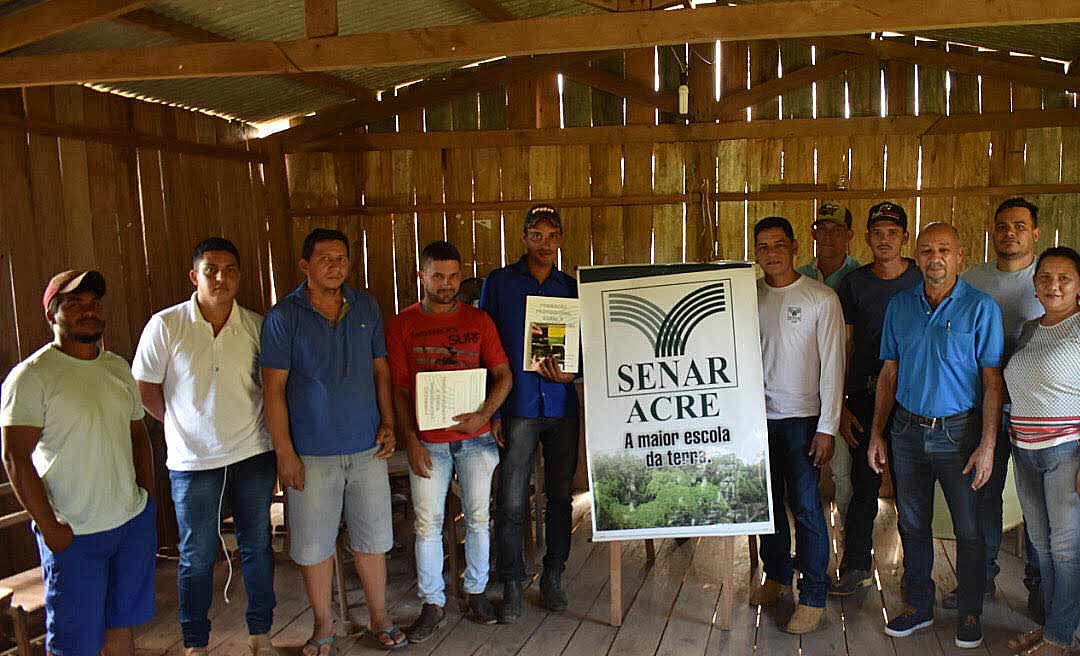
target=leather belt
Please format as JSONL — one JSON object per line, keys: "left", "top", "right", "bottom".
{"left": 901, "top": 406, "right": 975, "bottom": 430}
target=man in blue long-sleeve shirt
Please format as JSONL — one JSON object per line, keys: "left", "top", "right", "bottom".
{"left": 480, "top": 205, "right": 578, "bottom": 624}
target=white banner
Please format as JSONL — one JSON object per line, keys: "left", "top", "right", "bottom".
{"left": 580, "top": 264, "right": 773, "bottom": 541}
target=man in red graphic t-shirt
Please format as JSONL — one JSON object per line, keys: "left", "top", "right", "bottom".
{"left": 388, "top": 241, "right": 513, "bottom": 642}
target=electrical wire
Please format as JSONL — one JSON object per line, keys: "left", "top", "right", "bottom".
{"left": 217, "top": 467, "right": 234, "bottom": 604}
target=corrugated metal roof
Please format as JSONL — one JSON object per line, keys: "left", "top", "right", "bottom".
{"left": 2, "top": 0, "right": 1077, "bottom": 123}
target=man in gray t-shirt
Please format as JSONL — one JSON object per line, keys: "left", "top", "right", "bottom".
{"left": 953, "top": 197, "right": 1043, "bottom": 616}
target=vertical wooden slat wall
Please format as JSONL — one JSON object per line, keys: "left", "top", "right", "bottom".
{"left": 0, "top": 85, "right": 274, "bottom": 576}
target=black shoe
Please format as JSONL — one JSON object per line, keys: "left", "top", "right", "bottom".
{"left": 406, "top": 603, "right": 446, "bottom": 643}
{"left": 955, "top": 614, "right": 982, "bottom": 649}
{"left": 884, "top": 605, "right": 934, "bottom": 637}
{"left": 540, "top": 568, "right": 568, "bottom": 612}
{"left": 468, "top": 593, "right": 498, "bottom": 625}
{"left": 829, "top": 569, "right": 873, "bottom": 596}
{"left": 941, "top": 580, "right": 995, "bottom": 610}
{"left": 499, "top": 581, "right": 523, "bottom": 624}
{"left": 1026, "top": 585, "right": 1045, "bottom": 624}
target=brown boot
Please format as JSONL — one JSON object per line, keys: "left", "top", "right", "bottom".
{"left": 783, "top": 604, "right": 824, "bottom": 634}
{"left": 249, "top": 633, "right": 275, "bottom": 656}
{"left": 748, "top": 579, "right": 790, "bottom": 607}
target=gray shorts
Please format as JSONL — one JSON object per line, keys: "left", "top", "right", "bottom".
{"left": 287, "top": 446, "right": 393, "bottom": 566}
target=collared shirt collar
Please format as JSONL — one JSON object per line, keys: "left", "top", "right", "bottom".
{"left": 510, "top": 255, "right": 571, "bottom": 285}
{"left": 287, "top": 280, "right": 360, "bottom": 312}
{"left": 187, "top": 293, "right": 242, "bottom": 331}
{"left": 912, "top": 275, "right": 971, "bottom": 310}
{"left": 806, "top": 255, "right": 860, "bottom": 279}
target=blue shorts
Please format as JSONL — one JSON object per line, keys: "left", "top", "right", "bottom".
{"left": 33, "top": 498, "right": 157, "bottom": 656}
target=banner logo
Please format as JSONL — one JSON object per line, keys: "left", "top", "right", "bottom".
{"left": 608, "top": 282, "right": 728, "bottom": 358}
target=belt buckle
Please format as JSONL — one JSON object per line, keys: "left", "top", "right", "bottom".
{"left": 928, "top": 416, "right": 938, "bottom": 429}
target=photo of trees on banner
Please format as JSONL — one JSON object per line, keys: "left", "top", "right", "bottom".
{"left": 579, "top": 264, "right": 774, "bottom": 541}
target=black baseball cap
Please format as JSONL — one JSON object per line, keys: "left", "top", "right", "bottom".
{"left": 867, "top": 201, "right": 908, "bottom": 231}
{"left": 523, "top": 204, "right": 563, "bottom": 232}
{"left": 813, "top": 202, "right": 853, "bottom": 229}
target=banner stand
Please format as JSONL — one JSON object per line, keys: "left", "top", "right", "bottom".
{"left": 607, "top": 536, "right": 736, "bottom": 629}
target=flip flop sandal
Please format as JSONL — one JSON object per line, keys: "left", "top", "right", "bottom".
{"left": 363, "top": 625, "right": 408, "bottom": 650}
{"left": 303, "top": 635, "right": 337, "bottom": 656}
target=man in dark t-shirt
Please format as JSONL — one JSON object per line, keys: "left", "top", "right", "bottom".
{"left": 830, "top": 202, "right": 922, "bottom": 595}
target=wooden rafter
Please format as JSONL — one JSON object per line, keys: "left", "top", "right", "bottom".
{"left": 305, "top": 0, "right": 338, "bottom": 38}
{"left": 116, "top": 9, "right": 371, "bottom": 100}
{"left": 820, "top": 34, "right": 1080, "bottom": 91}
{"left": 292, "top": 108, "right": 1080, "bottom": 151}
{"left": 5, "top": 1, "right": 1080, "bottom": 87}
{"left": 0, "top": 0, "right": 148, "bottom": 54}
{"left": 277, "top": 53, "right": 602, "bottom": 149}
{"left": 701, "top": 52, "right": 867, "bottom": 121}
{"left": 561, "top": 61, "right": 677, "bottom": 114}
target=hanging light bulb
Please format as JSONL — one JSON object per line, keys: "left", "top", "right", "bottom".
{"left": 678, "top": 72, "right": 689, "bottom": 115}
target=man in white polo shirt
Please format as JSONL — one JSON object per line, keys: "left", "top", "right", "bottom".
{"left": 133, "top": 238, "right": 276, "bottom": 656}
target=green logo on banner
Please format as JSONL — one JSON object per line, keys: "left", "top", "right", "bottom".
{"left": 608, "top": 282, "right": 728, "bottom": 358}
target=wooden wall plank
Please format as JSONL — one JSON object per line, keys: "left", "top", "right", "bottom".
{"left": 749, "top": 41, "right": 779, "bottom": 121}
{"left": 506, "top": 77, "right": 537, "bottom": 130}
{"left": 846, "top": 135, "right": 885, "bottom": 263}
{"left": 917, "top": 40, "right": 947, "bottom": 117}
{"left": 653, "top": 142, "right": 684, "bottom": 263}
{"left": 391, "top": 149, "right": 418, "bottom": 309}
{"left": 948, "top": 44, "right": 980, "bottom": 116}
{"left": 687, "top": 43, "right": 713, "bottom": 122}
{"left": 920, "top": 133, "right": 957, "bottom": 229}
{"left": 499, "top": 146, "right": 529, "bottom": 245}
{"left": 780, "top": 40, "right": 813, "bottom": 120}
{"left": 590, "top": 143, "right": 625, "bottom": 264}
{"left": 81, "top": 89, "right": 133, "bottom": 358}
{"left": 624, "top": 47, "right": 654, "bottom": 262}
{"left": 445, "top": 148, "right": 475, "bottom": 270}
{"left": 884, "top": 133, "right": 920, "bottom": 255}
{"left": 130, "top": 101, "right": 173, "bottom": 312}
{"left": 557, "top": 144, "right": 591, "bottom": 275}
{"left": 953, "top": 131, "right": 993, "bottom": 264}
{"left": 51, "top": 86, "right": 96, "bottom": 272}
{"left": 0, "top": 89, "right": 50, "bottom": 356}
{"left": 716, "top": 139, "right": 747, "bottom": 260}
{"left": 684, "top": 141, "right": 715, "bottom": 261}
{"left": 847, "top": 60, "right": 881, "bottom": 119}
{"left": 478, "top": 85, "right": 508, "bottom": 130}
{"left": 746, "top": 138, "right": 782, "bottom": 238}
{"left": 781, "top": 136, "right": 816, "bottom": 256}
{"left": 332, "top": 151, "right": 365, "bottom": 294}
{"left": 361, "top": 150, "right": 397, "bottom": 320}
{"left": 658, "top": 45, "right": 683, "bottom": 125}
{"left": 1060, "top": 126, "right": 1080, "bottom": 247}
{"left": 412, "top": 147, "right": 445, "bottom": 252}
{"left": 22, "top": 88, "right": 67, "bottom": 280}
{"left": 881, "top": 35, "right": 916, "bottom": 116}
{"left": 592, "top": 53, "right": 625, "bottom": 127}
{"left": 563, "top": 77, "right": 593, "bottom": 129}
{"left": 472, "top": 147, "right": 502, "bottom": 276}
{"left": 719, "top": 41, "right": 748, "bottom": 122}
{"left": 815, "top": 49, "right": 846, "bottom": 119}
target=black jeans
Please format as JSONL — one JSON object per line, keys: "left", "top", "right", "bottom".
{"left": 495, "top": 415, "right": 580, "bottom": 582}
{"left": 841, "top": 390, "right": 888, "bottom": 573}
{"left": 891, "top": 405, "right": 986, "bottom": 616}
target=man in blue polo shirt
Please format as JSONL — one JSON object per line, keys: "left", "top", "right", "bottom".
{"left": 481, "top": 205, "right": 578, "bottom": 624}
{"left": 867, "top": 222, "right": 1004, "bottom": 650}
{"left": 261, "top": 228, "right": 405, "bottom": 653}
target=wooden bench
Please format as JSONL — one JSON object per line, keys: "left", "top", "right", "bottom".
{"left": 0, "top": 483, "right": 44, "bottom": 656}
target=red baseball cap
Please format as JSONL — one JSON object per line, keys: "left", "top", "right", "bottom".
{"left": 42, "top": 270, "right": 106, "bottom": 316}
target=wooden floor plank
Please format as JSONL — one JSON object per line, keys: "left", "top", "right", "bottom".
{"left": 655, "top": 538, "right": 725, "bottom": 656}
{"left": 704, "top": 537, "right": 756, "bottom": 656}
{"left": 554, "top": 539, "right": 657, "bottom": 656}
{"left": 606, "top": 539, "right": 697, "bottom": 656}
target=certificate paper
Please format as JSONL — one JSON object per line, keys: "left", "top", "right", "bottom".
{"left": 415, "top": 368, "right": 487, "bottom": 431}
{"left": 523, "top": 296, "right": 580, "bottom": 374}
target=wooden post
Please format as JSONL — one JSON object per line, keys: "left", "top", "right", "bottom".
{"left": 261, "top": 136, "right": 297, "bottom": 303}
{"left": 644, "top": 538, "right": 656, "bottom": 561}
{"left": 609, "top": 541, "right": 623, "bottom": 626}
{"left": 717, "top": 536, "right": 736, "bottom": 629}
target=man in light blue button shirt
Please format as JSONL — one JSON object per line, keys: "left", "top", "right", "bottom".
{"left": 866, "top": 223, "right": 1004, "bottom": 649}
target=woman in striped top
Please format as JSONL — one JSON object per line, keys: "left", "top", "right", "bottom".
{"left": 1002, "top": 246, "right": 1080, "bottom": 656}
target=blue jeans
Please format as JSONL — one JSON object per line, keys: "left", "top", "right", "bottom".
{"left": 1012, "top": 442, "right": 1080, "bottom": 647}
{"left": 981, "top": 413, "right": 1041, "bottom": 588}
{"left": 891, "top": 406, "right": 985, "bottom": 616}
{"left": 495, "top": 416, "right": 579, "bottom": 582}
{"left": 760, "top": 417, "right": 830, "bottom": 608}
{"left": 410, "top": 433, "right": 500, "bottom": 606}
{"left": 169, "top": 451, "right": 277, "bottom": 648}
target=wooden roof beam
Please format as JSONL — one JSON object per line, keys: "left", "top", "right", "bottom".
{"left": 701, "top": 52, "right": 867, "bottom": 121}
{"left": 0, "top": 0, "right": 148, "bottom": 54}
{"left": 820, "top": 34, "right": 1080, "bottom": 91}
{"left": 561, "top": 61, "right": 677, "bottom": 114}
{"left": 116, "top": 8, "right": 372, "bottom": 100}
{"left": 4, "top": 0, "right": 1080, "bottom": 87}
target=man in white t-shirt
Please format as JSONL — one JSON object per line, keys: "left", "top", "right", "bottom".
{"left": 1, "top": 270, "right": 157, "bottom": 656}
{"left": 955, "top": 197, "right": 1045, "bottom": 617}
{"left": 750, "top": 216, "right": 846, "bottom": 635}
{"left": 133, "top": 238, "right": 276, "bottom": 656}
